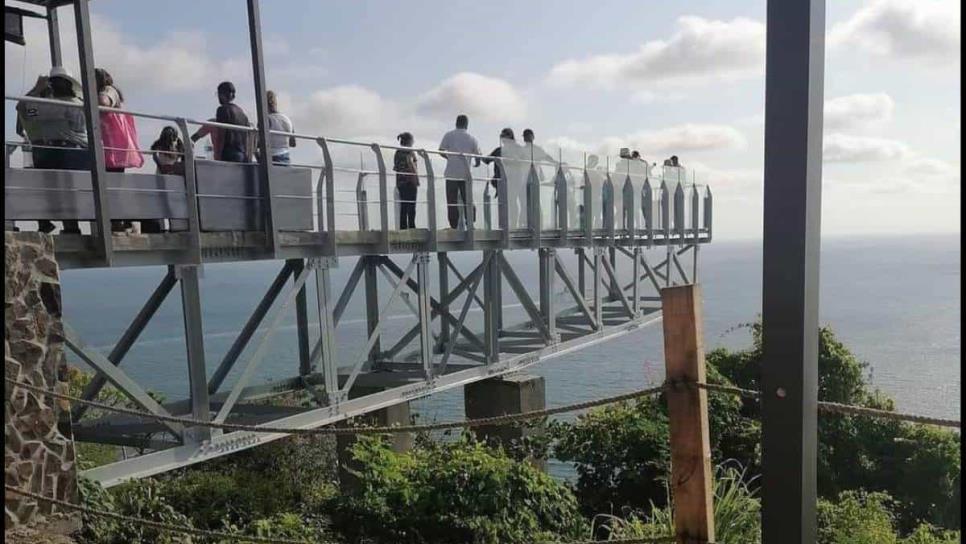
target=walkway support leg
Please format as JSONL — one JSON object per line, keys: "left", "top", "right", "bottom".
{"left": 291, "top": 259, "right": 312, "bottom": 377}
{"left": 177, "top": 265, "right": 210, "bottom": 442}
{"left": 592, "top": 248, "right": 603, "bottom": 326}
{"left": 661, "top": 284, "right": 715, "bottom": 544}
{"left": 364, "top": 256, "right": 381, "bottom": 364}
{"left": 483, "top": 250, "right": 500, "bottom": 363}
{"left": 538, "top": 248, "right": 557, "bottom": 342}
{"left": 415, "top": 253, "right": 434, "bottom": 378}
{"left": 437, "top": 252, "right": 450, "bottom": 353}
{"left": 464, "top": 374, "right": 546, "bottom": 469}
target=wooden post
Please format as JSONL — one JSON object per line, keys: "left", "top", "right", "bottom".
{"left": 661, "top": 284, "right": 715, "bottom": 544}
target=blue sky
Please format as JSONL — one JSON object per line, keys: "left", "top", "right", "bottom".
{"left": 4, "top": 0, "right": 961, "bottom": 239}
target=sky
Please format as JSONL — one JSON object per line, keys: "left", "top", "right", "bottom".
{"left": 3, "top": 0, "right": 961, "bottom": 240}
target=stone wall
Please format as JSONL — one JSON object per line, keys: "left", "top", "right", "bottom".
{"left": 4, "top": 232, "right": 77, "bottom": 527}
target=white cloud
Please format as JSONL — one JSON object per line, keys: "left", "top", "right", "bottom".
{"left": 824, "top": 93, "right": 895, "bottom": 130}
{"left": 545, "top": 124, "right": 746, "bottom": 164}
{"left": 290, "top": 85, "right": 396, "bottom": 138}
{"left": 416, "top": 72, "right": 526, "bottom": 123}
{"left": 824, "top": 133, "right": 910, "bottom": 162}
{"left": 4, "top": 11, "right": 248, "bottom": 100}
{"left": 547, "top": 16, "right": 765, "bottom": 90}
{"left": 830, "top": 0, "right": 961, "bottom": 61}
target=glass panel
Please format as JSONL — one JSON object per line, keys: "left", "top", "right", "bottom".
{"left": 500, "top": 138, "right": 530, "bottom": 230}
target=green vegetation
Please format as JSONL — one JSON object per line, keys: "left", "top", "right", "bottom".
{"left": 328, "top": 435, "right": 586, "bottom": 543}
{"left": 71, "top": 322, "right": 960, "bottom": 543}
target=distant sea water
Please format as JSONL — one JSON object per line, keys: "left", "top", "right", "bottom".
{"left": 62, "top": 234, "right": 960, "bottom": 476}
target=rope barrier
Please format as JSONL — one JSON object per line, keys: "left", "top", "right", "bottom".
{"left": 817, "top": 400, "right": 961, "bottom": 429}
{"left": 3, "top": 376, "right": 668, "bottom": 435}
{"left": 4, "top": 485, "right": 310, "bottom": 544}
{"left": 5, "top": 376, "right": 959, "bottom": 436}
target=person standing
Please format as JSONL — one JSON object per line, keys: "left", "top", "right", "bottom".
{"left": 192, "top": 81, "right": 250, "bottom": 163}
{"left": 27, "top": 67, "right": 89, "bottom": 234}
{"left": 265, "top": 90, "right": 296, "bottom": 165}
{"left": 96, "top": 68, "right": 143, "bottom": 232}
{"left": 145, "top": 126, "right": 186, "bottom": 234}
{"left": 393, "top": 132, "right": 419, "bottom": 230}
{"left": 438, "top": 114, "right": 481, "bottom": 229}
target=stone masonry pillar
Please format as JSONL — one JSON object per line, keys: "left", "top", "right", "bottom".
{"left": 336, "top": 386, "right": 412, "bottom": 492}
{"left": 464, "top": 373, "right": 546, "bottom": 469}
{"left": 4, "top": 233, "right": 78, "bottom": 527}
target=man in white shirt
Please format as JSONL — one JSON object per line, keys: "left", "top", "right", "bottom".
{"left": 266, "top": 90, "right": 295, "bottom": 165}
{"left": 438, "top": 114, "right": 481, "bottom": 228}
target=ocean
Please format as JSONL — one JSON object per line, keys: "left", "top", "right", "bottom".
{"left": 62, "top": 234, "right": 960, "bottom": 476}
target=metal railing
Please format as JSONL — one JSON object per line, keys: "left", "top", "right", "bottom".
{"left": 5, "top": 94, "right": 713, "bottom": 260}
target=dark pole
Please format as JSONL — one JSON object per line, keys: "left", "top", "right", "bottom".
{"left": 73, "top": 0, "right": 113, "bottom": 264}
{"left": 761, "top": 1, "right": 825, "bottom": 543}
{"left": 46, "top": 5, "right": 62, "bottom": 67}
{"left": 246, "top": 0, "right": 279, "bottom": 255}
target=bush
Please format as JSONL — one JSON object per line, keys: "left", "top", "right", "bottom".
{"left": 78, "top": 477, "right": 194, "bottom": 544}
{"left": 710, "top": 322, "right": 961, "bottom": 532}
{"left": 817, "top": 490, "right": 961, "bottom": 544}
{"left": 595, "top": 462, "right": 761, "bottom": 544}
{"left": 550, "top": 363, "right": 758, "bottom": 517}
{"left": 328, "top": 434, "right": 586, "bottom": 543}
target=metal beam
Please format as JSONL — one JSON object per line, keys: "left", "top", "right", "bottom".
{"left": 333, "top": 257, "right": 365, "bottom": 326}
{"left": 177, "top": 265, "right": 210, "bottom": 442}
{"left": 600, "top": 254, "right": 635, "bottom": 318}
{"left": 438, "top": 252, "right": 451, "bottom": 351}
{"left": 292, "top": 259, "right": 312, "bottom": 376}
{"left": 207, "top": 261, "right": 294, "bottom": 394}
{"left": 73, "top": 0, "right": 111, "bottom": 263}
{"left": 761, "top": 1, "right": 825, "bottom": 542}
{"left": 213, "top": 262, "right": 314, "bottom": 423}
{"left": 415, "top": 253, "right": 434, "bottom": 379}
{"left": 64, "top": 323, "right": 183, "bottom": 438}
{"left": 246, "top": 0, "right": 279, "bottom": 254}
{"left": 498, "top": 253, "right": 552, "bottom": 343}
{"left": 76, "top": 268, "right": 177, "bottom": 420}
{"left": 83, "top": 311, "right": 664, "bottom": 487}
{"left": 340, "top": 256, "right": 417, "bottom": 398}
{"left": 364, "top": 256, "right": 381, "bottom": 363}
{"left": 46, "top": 5, "right": 62, "bottom": 67}
{"left": 554, "top": 253, "right": 598, "bottom": 330}
{"left": 313, "top": 259, "right": 338, "bottom": 404}
{"left": 438, "top": 253, "right": 489, "bottom": 374}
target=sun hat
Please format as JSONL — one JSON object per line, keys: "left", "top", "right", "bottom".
{"left": 48, "top": 66, "right": 82, "bottom": 96}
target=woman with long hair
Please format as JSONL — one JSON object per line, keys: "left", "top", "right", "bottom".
{"left": 96, "top": 67, "right": 143, "bottom": 231}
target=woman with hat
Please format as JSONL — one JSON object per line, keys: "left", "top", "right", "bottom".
{"left": 27, "top": 67, "right": 88, "bottom": 233}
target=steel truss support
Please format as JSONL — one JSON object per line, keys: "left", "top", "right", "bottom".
{"left": 437, "top": 252, "right": 451, "bottom": 352}
{"left": 208, "top": 262, "right": 294, "bottom": 393}
{"left": 177, "top": 265, "right": 210, "bottom": 442}
{"left": 498, "top": 253, "right": 554, "bottom": 344}
{"left": 312, "top": 258, "right": 339, "bottom": 404}
{"left": 213, "top": 261, "right": 316, "bottom": 424}
{"left": 292, "top": 259, "right": 312, "bottom": 377}
{"left": 76, "top": 268, "right": 177, "bottom": 420}
{"left": 363, "top": 256, "right": 381, "bottom": 363}
{"left": 64, "top": 323, "right": 183, "bottom": 438}
{"left": 538, "top": 248, "right": 558, "bottom": 342}
{"left": 553, "top": 252, "right": 598, "bottom": 331}
{"left": 483, "top": 250, "right": 501, "bottom": 363}
{"left": 415, "top": 254, "right": 434, "bottom": 379}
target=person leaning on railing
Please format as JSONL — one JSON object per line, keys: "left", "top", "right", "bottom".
{"left": 144, "top": 126, "right": 186, "bottom": 234}
{"left": 262, "top": 90, "right": 295, "bottom": 166}
{"left": 20, "top": 67, "right": 89, "bottom": 235}
{"left": 191, "top": 81, "right": 251, "bottom": 163}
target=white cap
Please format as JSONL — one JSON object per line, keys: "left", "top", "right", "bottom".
{"left": 48, "top": 66, "right": 82, "bottom": 96}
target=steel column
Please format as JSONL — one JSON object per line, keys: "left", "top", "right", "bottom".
{"left": 73, "top": 0, "right": 111, "bottom": 263}
{"left": 415, "top": 253, "right": 434, "bottom": 379}
{"left": 246, "top": 0, "right": 279, "bottom": 254}
{"left": 292, "top": 259, "right": 312, "bottom": 377}
{"left": 313, "top": 258, "right": 338, "bottom": 403}
{"left": 592, "top": 248, "right": 603, "bottom": 326}
{"left": 364, "top": 256, "right": 381, "bottom": 363}
{"left": 761, "top": 1, "right": 825, "bottom": 542}
{"left": 483, "top": 250, "right": 500, "bottom": 362}
{"left": 632, "top": 247, "right": 641, "bottom": 315}
{"left": 538, "top": 248, "right": 557, "bottom": 342}
{"left": 437, "top": 252, "right": 450, "bottom": 353}
{"left": 177, "top": 265, "right": 210, "bottom": 442}
{"left": 46, "top": 5, "right": 62, "bottom": 67}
